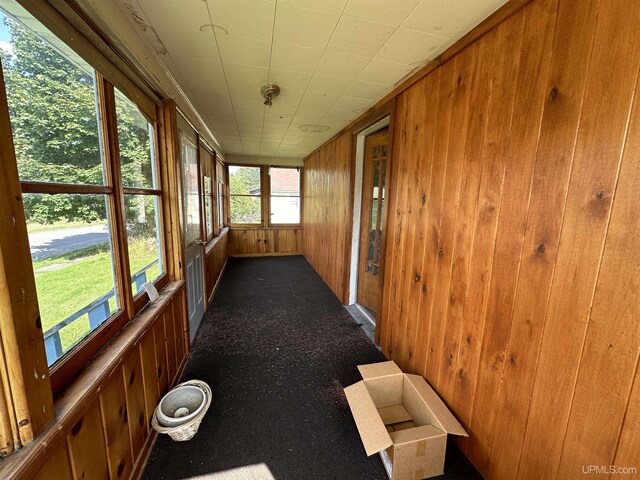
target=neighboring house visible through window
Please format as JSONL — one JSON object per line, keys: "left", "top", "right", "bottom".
{"left": 270, "top": 167, "right": 301, "bottom": 224}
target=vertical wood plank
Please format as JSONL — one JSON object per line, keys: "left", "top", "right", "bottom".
{"left": 67, "top": 400, "right": 109, "bottom": 480}
{"left": 122, "top": 349, "right": 147, "bottom": 460}
{"left": 555, "top": 6, "right": 640, "bottom": 469}
{"left": 99, "top": 372, "right": 133, "bottom": 480}
{"left": 139, "top": 328, "right": 159, "bottom": 427}
{"left": 173, "top": 299, "right": 185, "bottom": 369}
{"left": 33, "top": 444, "right": 73, "bottom": 480}
{"left": 164, "top": 308, "right": 177, "bottom": 384}
{"left": 465, "top": 0, "right": 558, "bottom": 470}
{"left": 154, "top": 320, "right": 168, "bottom": 398}
{"left": 451, "top": 13, "right": 525, "bottom": 428}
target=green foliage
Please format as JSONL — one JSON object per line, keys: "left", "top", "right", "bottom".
{"left": 1, "top": 16, "right": 154, "bottom": 229}
{"left": 229, "top": 167, "right": 261, "bottom": 223}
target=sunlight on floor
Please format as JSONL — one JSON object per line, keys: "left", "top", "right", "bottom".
{"left": 185, "top": 463, "right": 276, "bottom": 480}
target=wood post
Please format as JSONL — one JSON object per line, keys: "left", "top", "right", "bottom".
{"left": 0, "top": 60, "right": 54, "bottom": 455}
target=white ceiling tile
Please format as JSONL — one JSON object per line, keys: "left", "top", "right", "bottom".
{"left": 153, "top": 24, "right": 218, "bottom": 61}
{"left": 344, "top": 80, "right": 389, "bottom": 100}
{"left": 173, "top": 57, "right": 227, "bottom": 93}
{"left": 316, "top": 51, "right": 370, "bottom": 79}
{"left": 274, "top": 4, "right": 339, "bottom": 50}
{"left": 306, "top": 75, "right": 352, "bottom": 96}
{"left": 271, "top": 44, "right": 323, "bottom": 73}
{"left": 206, "top": 0, "right": 276, "bottom": 41}
{"left": 358, "top": 58, "right": 415, "bottom": 85}
{"left": 332, "top": 95, "right": 373, "bottom": 111}
{"left": 217, "top": 35, "right": 271, "bottom": 67}
{"left": 225, "top": 63, "right": 268, "bottom": 86}
{"left": 344, "top": 0, "right": 421, "bottom": 26}
{"left": 376, "top": 27, "right": 448, "bottom": 65}
{"left": 453, "top": 1, "right": 508, "bottom": 38}
{"left": 268, "top": 69, "right": 312, "bottom": 93}
{"left": 277, "top": 0, "right": 348, "bottom": 14}
{"left": 137, "top": 0, "right": 210, "bottom": 30}
{"left": 327, "top": 16, "right": 396, "bottom": 57}
{"left": 403, "top": 0, "right": 496, "bottom": 37}
{"left": 296, "top": 92, "right": 340, "bottom": 115}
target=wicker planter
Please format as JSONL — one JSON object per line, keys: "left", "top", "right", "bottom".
{"left": 151, "top": 380, "right": 212, "bottom": 441}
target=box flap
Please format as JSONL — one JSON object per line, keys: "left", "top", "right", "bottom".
{"left": 344, "top": 381, "right": 393, "bottom": 456}
{"left": 378, "top": 404, "right": 413, "bottom": 425}
{"left": 358, "top": 361, "right": 403, "bottom": 380}
{"left": 404, "top": 374, "right": 467, "bottom": 437}
{"left": 390, "top": 424, "right": 446, "bottom": 445}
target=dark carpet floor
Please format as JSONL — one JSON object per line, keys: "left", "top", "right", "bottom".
{"left": 142, "top": 256, "right": 482, "bottom": 480}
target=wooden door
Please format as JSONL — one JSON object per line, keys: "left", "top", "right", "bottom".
{"left": 357, "top": 127, "right": 390, "bottom": 313}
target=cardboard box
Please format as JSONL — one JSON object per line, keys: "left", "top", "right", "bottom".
{"left": 344, "top": 361, "right": 467, "bottom": 480}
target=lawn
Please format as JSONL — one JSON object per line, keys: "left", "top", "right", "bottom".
{"left": 34, "top": 238, "right": 160, "bottom": 358}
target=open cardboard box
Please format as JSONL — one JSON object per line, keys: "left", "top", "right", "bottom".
{"left": 344, "top": 361, "right": 467, "bottom": 480}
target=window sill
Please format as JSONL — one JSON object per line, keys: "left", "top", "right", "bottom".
{"left": 0, "top": 280, "right": 185, "bottom": 478}
{"left": 228, "top": 225, "right": 302, "bottom": 230}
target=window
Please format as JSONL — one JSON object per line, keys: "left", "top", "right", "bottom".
{"left": 217, "top": 160, "right": 226, "bottom": 229}
{"left": 229, "top": 165, "right": 261, "bottom": 224}
{"left": 115, "top": 88, "right": 163, "bottom": 296}
{"left": 199, "top": 144, "right": 215, "bottom": 241}
{"left": 0, "top": 4, "right": 166, "bottom": 385}
{"left": 270, "top": 167, "right": 301, "bottom": 224}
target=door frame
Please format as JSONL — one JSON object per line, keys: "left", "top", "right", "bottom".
{"left": 348, "top": 116, "right": 390, "bottom": 314}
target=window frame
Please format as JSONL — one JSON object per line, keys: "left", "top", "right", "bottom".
{"left": 6, "top": 67, "right": 168, "bottom": 392}
{"left": 227, "top": 164, "right": 265, "bottom": 228}
{"left": 267, "top": 166, "right": 303, "bottom": 227}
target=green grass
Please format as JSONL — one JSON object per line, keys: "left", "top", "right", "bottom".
{"left": 35, "top": 238, "right": 160, "bottom": 356}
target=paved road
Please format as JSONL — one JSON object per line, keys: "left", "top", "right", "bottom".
{"left": 29, "top": 224, "right": 110, "bottom": 261}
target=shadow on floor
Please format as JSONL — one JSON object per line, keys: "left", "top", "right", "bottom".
{"left": 142, "top": 256, "right": 481, "bottom": 480}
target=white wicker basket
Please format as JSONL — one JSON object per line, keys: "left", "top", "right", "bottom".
{"left": 151, "top": 380, "right": 212, "bottom": 441}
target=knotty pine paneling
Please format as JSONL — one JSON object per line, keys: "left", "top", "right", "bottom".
{"left": 2, "top": 284, "right": 188, "bottom": 480}
{"left": 205, "top": 229, "right": 229, "bottom": 304}
{"left": 302, "top": 132, "right": 352, "bottom": 303}
{"left": 303, "top": 0, "right": 640, "bottom": 477}
{"left": 228, "top": 228, "right": 302, "bottom": 257}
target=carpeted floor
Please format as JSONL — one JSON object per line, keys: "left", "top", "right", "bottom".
{"left": 142, "top": 256, "right": 481, "bottom": 480}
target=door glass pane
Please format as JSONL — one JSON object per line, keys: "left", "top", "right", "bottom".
{"left": 366, "top": 159, "right": 386, "bottom": 275}
{"left": 124, "top": 194, "right": 163, "bottom": 296}
{"left": 0, "top": 5, "right": 105, "bottom": 186}
{"left": 115, "top": 88, "right": 156, "bottom": 189}
{"left": 24, "top": 194, "right": 118, "bottom": 366}
{"left": 180, "top": 132, "right": 200, "bottom": 244}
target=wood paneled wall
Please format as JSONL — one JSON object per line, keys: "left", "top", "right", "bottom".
{"left": 0, "top": 283, "right": 188, "bottom": 480}
{"left": 302, "top": 132, "right": 352, "bottom": 303}
{"left": 303, "top": 0, "right": 640, "bottom": 477}
{"left": 228, "top": 228, "right": 302, "bottom": 256}
{"left": 205, "top": 229, "right": 229, "bottom": 303}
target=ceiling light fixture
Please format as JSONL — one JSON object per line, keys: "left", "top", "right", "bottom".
{"left": 260, "top": 84, "right": 280, "bottom": 107}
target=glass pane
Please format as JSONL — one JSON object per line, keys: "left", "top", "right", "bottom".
{"left": 24, "top": 194, "right": 118, "bottom": 366}
{"left": 218, "top": 181, "right": 224, "bottom": 228}
{"left": 180, "top": 132, "right": 200, "bottom": 244}
{"left": 124, "top": 194, "right": 163, "bottom": 296}
{"left": 229, "top": 166, "right": 260, "bottom": 195}
{"left": 115, "top": 88, "right": 156, "bottom": 189}
{"left": 0, "top": 6, "right": 105, "bottom": 185}
{"left": 271, "top": 196, "right": 300, "bottom": 224}
{"left": 230, "top": 196, "right": 261, "bottom": 224}
{"left": 366, "top": 159, "right": 386, "bottom": 275}
{"left": 270, "top": 168, "right": 300, "bottom": 196}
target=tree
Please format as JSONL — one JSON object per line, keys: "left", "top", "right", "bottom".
{"left": 229, "top": 167, "right": 261, "bottom": 223}
{"left": 0, "top": 15, "right": 154, "bottom": 232}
